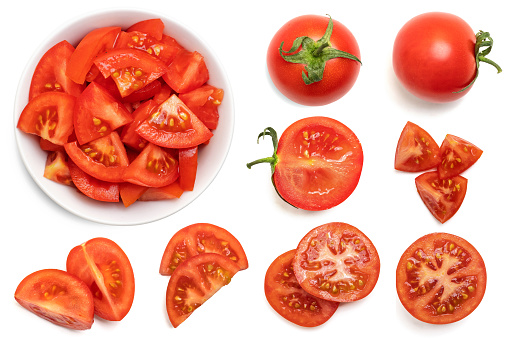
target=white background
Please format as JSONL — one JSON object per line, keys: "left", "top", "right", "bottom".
{"left": 2, "top": 0, "right": 508, "bottom": 337}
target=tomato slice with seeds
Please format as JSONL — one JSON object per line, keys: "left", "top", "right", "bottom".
{"left": 160, "top": 223, "right": 248, "bottom": 276}
{"left": 14, "top": 269, "right": 94, "bottom": 330}
{"left": 126, "top": 18, "right": 165, "bottom": 40}
{"left": 136, "top": 94, "right": 213, "bottom": 148}
{"left": 293, "top": 222, "right": 380, "bottom": 302}
{"left": 265, "top": 250, "right": 339, "bottom": 327}
{"left": 166, "top": 253, "right": 241, "bottom": 328}
{"left": 163, "top": 50, "right": 209, "bottom": 93}
{"left": 415, "top": 171, "right": 467, "bottom": 223}
{"left": 66, "top": 238, "right": 135, "bottom": 321}
{"left": 396, "top": 232, "right": 486, "bottom": 324}
{"left": 179, "top": 84, "right": 223, "bottom": 130}
{"left": 68, "top": 160, "right": 120, "bottom": 202}
{"left": 44, "top": 150, "right": 72, "bottom": 186}
{"left": 115, "top": 31, "right": 181, "bottom": 65}
{"left": 438, "top": 134, "right": 482, "bottom": 179}
{"left": 394, "top": 121, "right": 441, "bottom": 172}
{"left": 121, "top": 100, "right": 158, "bottom": 151}
{"left": 178, "top": 146, "right": 198, "bottom": 191}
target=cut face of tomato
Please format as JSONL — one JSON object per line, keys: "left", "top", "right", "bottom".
{"left": 136, "top": 94, "right": 213, "bottom": 148}
{"left": 293, "top": 222, "right": 380, "bottom": 302}
{"left": 179, "top": 84, "right": 223, "bottom": 130}
{"left": 68, "top": 160, "right": 119, "bottom": 202}
{"left": 163, "top": 50, "right": 209, "bottom": 93}
{"left": 66, "top": 238, "right": 135, "bottom": 321}
{"left": 115, "top": 31, "right": 181, "bottom": 65}
{"left": 396, "top": 232, "right": 487, "bottom": 324}
{"left": 121, "top": 100, "right": 158, "bottom": 151}
{"left": 44, "top": 150, "right": 71, "bottom": 186}
{"left": 14, "top": 269, "right": 94, "bottom": 330}
{"left": 415, "top": 171, "right": 467, "bottom": 223}
{"left": 160, "top": 223, "right": 248, "bottom": 276}
{"left": 438, "top": 134, "right": 482, "bottom": 179}
{"left": 166, "top": 253, "right": 241, "bottom": 328}
{"left": 395, "top": 121, "right": 441, "bottom": 172}
{"left": 265, "top": 250, "right": 339, "bottom": 327}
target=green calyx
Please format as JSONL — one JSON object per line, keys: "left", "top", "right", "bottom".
{"left": 278, "top": 14, "right": 362, "bottom": 85}
{"left": 455, "top": 30, "right": 502, "bottom": 93}
{"left": 246, "top": 127, "right": 279, "bottom": 174}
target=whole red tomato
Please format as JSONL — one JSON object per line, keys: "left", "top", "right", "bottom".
{"left": 393, "top": 12, "right": 502, "bottom": 103}
{"left": 267, "top": 15, "right": 361, "bottom": 106}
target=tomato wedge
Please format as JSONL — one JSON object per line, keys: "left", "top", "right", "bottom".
{"left": 44, "top": 150, "right": 71, "bottom": 186}
{"left": 138, "top": 181, "right": 184, "bottom": 201}
{"left": 66, "top": 238, "right": 135, "bottom": 321}
{"left": 438, "top": 134, "right": 483, "bottom": 179}
{"left": 126, "top": 18, "right": 165, "bottom": 40}
{"left": 14, "top": 269, "right": 94, "bottom": 330}
{"left": 178, "top": 147, "right": 198, "bottom": 191}
{"left": 415, "top": 171, "right": 467, "bottom": 223}
{"left": 68, "top": 160, "right": 120, "bottom": 202}
{"left": 121, "top": 100, "right": 158, "bottom": 151}
{"left": 179, "top": 84, "right": 223, "bottom": 130}
{"left": 293, "top": 222, "right": 380, "bottom": 302}
{"left": 395, "top": 121, "right": 441, "bottom": 172}
{"left": 166, "top": 253, "right": 241, "bottom": 328}
{"left": 396, "top": 232, "right": 487, "bottom": 324}
{"left": 160, "top": 223, "right": 248, "bottom": 276}
{"left": 136, "top": 94, "right": 213, "bottom": 148}
{"left": 163, "top": 50, "right": 209, "bottom": 93}
{"left": 119, "top": 182, "right": 148, "bottom": 207}
{"left": 115, "top": 31, "right": 181, "bottom": 65}
{"left": 265, "top": 250, "right": 339, "bottom": 327}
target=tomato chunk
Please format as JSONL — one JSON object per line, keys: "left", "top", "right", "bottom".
{"left": 163, "top": 50, "right": 209, "bottom": 93}
{"left": 178, "top": 147, "right": 198, "bottom": 191}
{"left": 395, "top": 121, "right": 441, "bottom": 172}
{"left": 44, "top": 150, "right": 72, "bottom": 186}
{"left": 438, "top": 134, "right": 482, "bottom": 179}
{"left": 126, "top": 18, "right": 165, "bottom": 40}
{"left": 179, "top": 84, "right": 223, "bottom": 130}
{"left": 68, "top": 160, "right": 120, "bottom": 202}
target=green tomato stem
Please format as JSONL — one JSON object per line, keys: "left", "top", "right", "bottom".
{"left": 246, "top": 127, "right": 279, "bottom": 175}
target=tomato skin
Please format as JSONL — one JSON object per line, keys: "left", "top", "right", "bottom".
{"left": 265, "top": 250, "right": 339, "bottom": 327}
{"left": 396, "top": 233, "right": 486, "bottom": 324}
{"left": 68, "top": 160, "right": 120, "bottom": 202}
{"left": 178, "top": 147, "right": 198, "bottom": 191}
{"left": 393, "top": 12, "right": 477, "bottom": 103}
{"left": 126, "top": 18, "right": 165, "bottom": 40}
{"left": 267, "top": 15, "right": 361, "bottom": 106}
{"left": 14, "top": 269, "right": 94, "bottom": 330}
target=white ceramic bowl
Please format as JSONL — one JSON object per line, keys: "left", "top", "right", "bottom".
{"left": 14, "top": 8, "right": 234, "bottom": 225}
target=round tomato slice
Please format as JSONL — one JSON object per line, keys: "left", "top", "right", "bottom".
{"left": 247, "top": 117, "right": 363, "bottom": 210}
{"left": 395, "top": 121, "right": 441, "bottom": 172}
{"left": 265, "top": 250, "right": 339, "bottom": 327}
{"left": 66, "top": 238, "right": 135, "bottom": 321}
{"left": 68, "top": 160, "right": 119, "bottom": 202}
{"left": 166, "top": 253, "right": 241, "bottom": 328}
{"left": 14, "top": 269, "right": 94, "bottom": 330}
{"left": 293, "top": 222, "right": 380, "bottom": 302}
{"left": 396, "top": 232, "right": 487, "bottom": 324}
{"left": 160, "top": 223, "right": 248, "bottom": 276}
{"left": 438, "top": 134, "right": 483, "bottom": 179}
{"left": 136, "top": 94, "right": 213, "bottom": 148}
{"left": 415, "top": 171, "right": 467, "bottom": 223}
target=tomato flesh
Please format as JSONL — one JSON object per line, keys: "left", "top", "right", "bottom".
{"left": 438, "top": 134, "right": 482, "bottom": 179}
{"left": 179, "top": 84, "right": 223, "bottom": 130}
{"left": 44, "top": 150, "right": 72, "bottom": 186}
{"left": 395, "top": 121, "right": 441, "bottom": 172}
{"left": 163, "top": 50, "right": 209, "bottom": 93}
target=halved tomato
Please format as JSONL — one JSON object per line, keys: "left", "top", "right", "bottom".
{"left": 163, "top": 50, "right": 209, "bottom": 93}
{"left": 178, "top": 147, "right": 198, "bottom": 191}
{"left": 44, "top": 150, "right": 72, "bottom": 186}
{"left": 136, "top": 94, "right": 213, "bottom": 148}
{"left": 126, "top": 18, "right": 165, "bottom": 40}
{"left": 68, "top": 160, "right": 119, "bottom": 202}
{"left": 166, "top": 253, "right": 241, "bottom": 328}
{"left": 415, "top": 171, "right": 467, "bottom": 223}
{"left": 179, "top": 84, "right": 223, "bottom": 130}
{"left": 14, "top": 269, "right": 94, "bottom": 330}
{"left": 17, "top": 92, "right": 75, "bottom": 145}
{"left": 396, "top": 232, "right": 486, "bottom": 324}
{"left": 394, "top": 121, "right": 441, "bottom": 172}
{"left": 138, "top": 181, "right": 184, "bottom": 201}
{"left": 293, "top": 222, "right": 380, "bottom": 302}
{"left": 64, "top": 131, "right": 129, "bottom": 183}
{"left": 66, "top": 238, "right": 135, "bottom": 321}
{"left": 160, "top": 223, "right": 248, "bottom": 276}
{"left": 438, "top": 134, "right": 482, "bottom": 179}
{"left": 265, "top": 249, "right": 339, "bottom": 327}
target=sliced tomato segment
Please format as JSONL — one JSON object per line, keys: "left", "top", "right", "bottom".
{"left": 179, "top": 84, "right": 223, "bottom": 130}
{"left": 17, "top": 92, "right": 75, "bottom": 145}
{"left": 126, "top": 18, "right": 165, "bottom": 40}
{"left": 136, "top": 94, "right": 213, "bottom": 148}
{"left": 163, "top": 50, "right": 209, "bottom": 93}
{"left": 293, "top": 222, "right": 380, "bottom": 302}
{"left": 68, "top": 160, "right": 120, "bottom": 202}
{"left": 178, "top": 147, "right": 198, "bottom": 191}
{"left": 396, "top": 232, "right": 487, "bottom": 324}
{"left": 119, "top": 182, "right": 148, "bottom": 207}
{"left": 415, "top": 171, "right": 467, "bottom": 223}
{"left": 44, "top": 150, "right": 71, "bottom": 186}
{"left": 66, "top": 238, "right": 135, "bottom": 321}
{"left": 14, "top": 269, "right": 94, "bottom": 330}
{"left": 166, "top": 253, "right": 241, "bottom": 328}
{"left": 122, "top": 78, "right": 162, "bottom": 103}
{"left": 138, "top": 181, "right": 184, "bottom": 201}
{"left": 160, "top": 223, "right": 248, "bottom": 276}
{"left": 394, "top": 121, "right": 441, "bottom": 172}
{"left": 265, "top": 250, "right": 339, "bottom": 327}
{"left": 114, "top": 31, "right": 182, "bottom": 65}
{"left": 438, "top": 134, "right": 482, "bottom": 179}
{"left": 121, "top": 100, "right": 158, "bottom": 151}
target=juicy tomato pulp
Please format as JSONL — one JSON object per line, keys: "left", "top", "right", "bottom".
{"left": 14, "top": 269, "right": 94, "bottom": 330}
{"left": 293, "top": 222, "right": 380, "bottom": 302}
{"left": 395, "top": 121, "right": 441, "bottom": 172}
{"left": 438, "top": 134, "right": 482, "bottom": 179}
{"left": 265, "top": 250, "right": 339, "bottom": 327}
{"left": 396, "top": 233, "right": 486, "bottom": 324}
{"left": 415, "top": 171, "right": 467, "bottom": 223}
{"left": 66, "top": 238, "right": 135, "bottom": 321}
{"left": 166, "top": 253, "right": 241, "bottom": 328}
{"left": 160, "top": 223, "right": 248, "bottom": 276}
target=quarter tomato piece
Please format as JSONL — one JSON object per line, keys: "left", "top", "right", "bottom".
{"left": 415, "top": 171, "right": 467, "bottom": 223}
{"left": 160, "top": 223, "right": 248, "bottom": 276}
{"left": 66, "top": 238, "right": 135, "bottom": 321}
{"left": 163, "top": 50, "right": 209, "bottom": 93}
{"left": 17, "top": 92, "right": 75, "bottom": 145}
{"left": 438, "top": 134, "right": 482, "bottom": 179}
{"left": 121, "top": 100, "right": 158, "bottom": 151}
{"left": 247, "top": 117, "right": 363, "bottom": 211}
{"left": 396, "top": 233, "right": 487, "bottom": 324}
{"left": 179, "top": 84, "right": 223, "bottom": 130}
{"left": 115, "top": 31, "right": 181, "bottom": 65}
{"left": 265, "top": 250, "right": 339, "bottom": 327}
{"left": 136, "top": 94, "right": 213, "bottom": 148}
{"left": 126, "top": 18, "right": 165, "bottom": 40}
{"left": 166, "top": 253, "right": 241, "bottom": 328}
{"left": 178, "top": 147, "right": 198, "bottom": 191}
{"left": 68, "top": 160, "right": 120, "bottom": 202}
{"left": 395, "top": 121, "right": 441, "bottom": 172}
{"left": 293, "top": 222, "right": 380, "bottom": 302}
{"left": 44, "top": 150, "right": 71, "bottom": 186}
